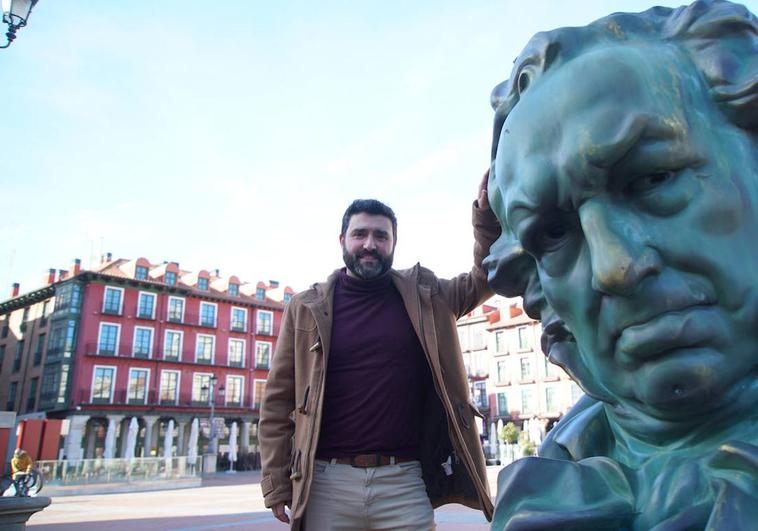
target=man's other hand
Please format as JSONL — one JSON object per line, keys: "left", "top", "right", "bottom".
{"left": 478, "top": 169, "right": 490, "bottom": 210}
{"left": 272, "top": 502, "right": 290, "bottom": 524}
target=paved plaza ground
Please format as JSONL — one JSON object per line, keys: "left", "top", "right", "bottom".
{"left": 27, "top": 467, "right": 502, "bottom": 530}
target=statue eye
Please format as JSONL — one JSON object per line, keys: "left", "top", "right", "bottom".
{"left": 536, "top": 218, "right": 571, "bottom": 252}
{"left": 625, "top": 171, "right": 675, "bottom": 195}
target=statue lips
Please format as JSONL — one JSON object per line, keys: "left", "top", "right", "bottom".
{"left": 615, "top": 305, "right": 718, "bottom": 363}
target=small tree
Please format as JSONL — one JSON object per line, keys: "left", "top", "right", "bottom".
{"left": 499, "top": 422, "right": 519, "bottom": 444}
{"left": 521, "top": 440, "right": 536, "bottom": 456}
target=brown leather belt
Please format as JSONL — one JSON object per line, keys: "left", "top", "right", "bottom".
{"left": 328, "top": 454, "right": 416, "bottom": 468}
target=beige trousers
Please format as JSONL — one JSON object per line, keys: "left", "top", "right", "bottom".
{"left": 303, "top": 459, "right": 435, "bottom": 531}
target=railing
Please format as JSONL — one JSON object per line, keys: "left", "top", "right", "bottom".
{"left": 36, "top": 456, "right": 203, "bottom": 486}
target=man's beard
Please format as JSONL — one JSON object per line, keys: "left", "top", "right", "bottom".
{"left": 342, "top": 247, "right": 393, "bottom": 280}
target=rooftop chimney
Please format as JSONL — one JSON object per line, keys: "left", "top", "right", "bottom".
{"left": 106, "top": 252, "right": 112, "bottom": 262}
{"left": 73, "top": 258, "right": 81, "bottom": 275}
{"left": 11, "top": 283, "right": 19, "bottom": 298}
{"left": 269, "top": 280, "right": 280, "bottom": 288}
{"left": 59, "top": 269, "right": 69, "bottom": 281}
{"left": 47, "top": 268, "right": 56, "bottom": 284}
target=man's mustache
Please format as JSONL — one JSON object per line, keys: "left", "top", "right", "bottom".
{"left": 357, "top": 250, "right": 382, "bottom": 260}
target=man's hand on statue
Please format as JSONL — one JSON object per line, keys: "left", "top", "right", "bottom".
{"left": 477, "top": 169, "right": 490, "bottom": 210}
{"left": 272, "top": 502, "right": 290, "bottom": 523}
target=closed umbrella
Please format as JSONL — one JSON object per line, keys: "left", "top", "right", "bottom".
{"left": 228, "top": 422, "right": 238, "bottom": 472}
{"left": 103, "top": 418, "right": 117, "bottom": 460}
{"left": 164, "top": 419, "right": 174, "bottom": 473}
{"left": 187, "top": 418, "right": 199, "bottom": 465}
{"left": 488, "top": 422, "right": 497, "bottom": 458}
{"left": 123, "top": 417, "right": 138, "bottom": 459}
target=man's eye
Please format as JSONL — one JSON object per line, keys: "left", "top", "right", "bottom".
{"left": 625, "top": 171, "right": 675, "bottom": 195}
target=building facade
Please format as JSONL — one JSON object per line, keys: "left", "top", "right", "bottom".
{"left": 0, "top": 256, "right": 292, "bottom": 462}
{"left": 457, "top": 298, "right": 584, "bottom": 443}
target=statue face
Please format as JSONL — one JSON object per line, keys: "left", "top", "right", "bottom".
{"left": 491, "top": 44, "right": 758, "bottom": 420}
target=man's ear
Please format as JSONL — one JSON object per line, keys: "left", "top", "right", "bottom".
{"left": 339, "top": 233, "right": 345, "bottom": 246}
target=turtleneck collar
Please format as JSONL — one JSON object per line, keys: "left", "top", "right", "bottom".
{"left": 338, "top": 267, "right": 393, "bottom": 292}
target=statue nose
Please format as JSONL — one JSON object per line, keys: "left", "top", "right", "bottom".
{"left": 580, "top": 200, "right": 662, "bottom": 296}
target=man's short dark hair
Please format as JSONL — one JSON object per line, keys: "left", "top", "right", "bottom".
{"left": 340, "top": 199, "right": 397, "bottom": 239}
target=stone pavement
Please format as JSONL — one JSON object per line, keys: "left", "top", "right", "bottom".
{"left": 26, "top": 467, "right": 502, "bottom": 530}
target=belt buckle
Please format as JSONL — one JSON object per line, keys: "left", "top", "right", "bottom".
{"left": 351, "top": 454, "right": 379, "bottom": 468}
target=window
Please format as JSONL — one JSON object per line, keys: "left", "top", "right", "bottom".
{"left": 41, "top": 300, "right": 51, "bottom": 321}
{"left": 230, "top": 307, "right": 247, "bottom": 332}
{"left": 13, "top": 341, "right": 24, "bottom": 372}
{"left": 164, "top": 330, "right": 182, "bottom": 360}
{"left": 255, "top": 341, "right": 271, "bottom": 369}
{"left": 1, "top": 325, "right": 7, "bottom": 338}
{"left": 225, "top": 375, "right": 244, "bottom": 405}
{"left": 160, "top": 370, "right": 180, "bottom": 404}
{"left": 58, "top": 365, "right": 70, "bottom": 404}
{"left": 54, "top": 283, "right": 82, "bottom": 313}
{"left": 40, "top": 366, "right": 58, "bottom": 406}
{"left": 255, "top": 287, "right": 265, "bottom": 300}
{"left": 495, "top": 331, "right": 506, "bottom": 353}
{"left": 457, "top": 328, "right": 468, "bottom": 351}
{"left": 545, "top": 386, "right": 557, "bottom": 413}
{"left": 192, "top": 373, "right": 212, "bottom": 403}
{"left": 33, "top": 334, "right": 45, "bottom": 365}
{"left": 473, "top": 381, "right": 488, "bottom": 409}
{"left": 98, "top": 323, "right": 120, "bottom": 355}
{"left": 471, "top": 327, "right": 485, "bottom": 350}
{"left": 521, "top": 389, "right": 534, "bottom": 415}
{"left": 197, "top": 277, "right": 209, "bottom": 291}
{"left": 497, "top": 392, "right": 508, "bottom": 416}
{"left": 167, "top": 297, "right": 184, "bottom": 323}
{"left": 165, "top": 271, "right": 177, "bottom": 286}
{"left": 544, "top": 357, "right": 558, "bottom": 378}
{"left": 128, "top": 368, "right": 149, "bottom": 404}
{"left": 253, "top": 379, "right": 266, "bottom": 409}
{"left": 256, "top": 310, "right": 273, "bottom": 335}
{"left": 135, "top": 265, "right": 149, "bottom": 280}
{"left": 200, "top": 302, "right": 217, "bottom": 327}
{"left": 497, "top": 360, "right": 508, "bottom": 384}
{"left": 518, "top": 326, "right": 531, "bottom": 350}
{"left": 133, "top": 327, "right": 153, "bottom": 358}
{"left": 520, "top": 357, "right": 532, "bottom": 381}
{"left": 7, "top": 381, "right": 17, "bottom": 410}
{"left": 228, "top": 339, "right": 245, "bottom": 367}
{"left": 228, "top": 283, "right": 239, "bottom": 296}
{"left": 92, "top": 366, "right": 116, "bottom": 404}
{"left": 570, "top": 383, "right": 584, "bottom": 405}
{"left": 26, "top": 377, "right": 38, "bottom": 412}
{"left": 137, "top": 292, "right": 156, "bottom": 319}
{"left": 0, "top": 345, "right": 5, "bottom": 372}
{"left": 195, "top": 334, "right": 215, "bottom": 364}
{"left": 102, "top": 287, "right": 123, "bottom": 315}
{"left": 22, "top": 308, "right": 29, "bottom": 323}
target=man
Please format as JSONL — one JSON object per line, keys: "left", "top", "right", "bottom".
{"left": 11, "top": 448, "right": 34, "bottom": 497}
{"left": 484, "top": 1, "right": 758, "bottom": 529}
{"left": 260, "top": 174, "right": 498, "bottom": 530}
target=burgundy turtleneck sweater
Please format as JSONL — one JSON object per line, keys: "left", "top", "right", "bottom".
{"left": 315, "top": 268, "right": 432, "bottom": 459}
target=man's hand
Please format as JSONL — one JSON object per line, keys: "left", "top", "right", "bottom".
{"left": 477, "top": 169, "right": 490, "bottom": 210}
{"left": 272, "top": 502, "right": 290, "bottom": 524}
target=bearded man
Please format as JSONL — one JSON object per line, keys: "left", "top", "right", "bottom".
{"left": 260, "top": 175, "right": 499, "bottom": 530}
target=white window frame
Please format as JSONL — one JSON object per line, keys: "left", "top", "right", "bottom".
{"left": 228, "top": 338, "right": 246, "bottom": 367}
{"left": 195, "top": 333, "right": 216, "bottom": 364}
{"left": 230, "top": 306, "right": 248, "bottom": 332}
{"left": 167, "top": 296, "right": 185, "bottom": 322}
{"left": 192, "top": 372, "right": 214, "bottom": 402}
{"left": 102, "top": 286, "right": 124, "bottom": 314}
{"left": 199, "top": 302, "right": 218, "bottom": 327}
{"left": 253, "top": 378, "right": 266, "bottom": 408}
{"left": 132, "top": 326, "right": 154, "bottom": 358}
{"left": 127, "top": 367, "right": 151, "bottom": 404}
{"left": 90, "top": 365, "right": 117, "bottom": 403}
{"left": 97, "top": 322, "right": 121, "bottom": 355}
{"left": 256, "top": 310, "right": 273, "bottom": 335}
{"left": 255, "top": 340, "right": 272, "bottom": 369}
{"left": 225, "top": 374, "right": 245, "bottom": 405}
{"left": 163, "top": 329, "right": 183, "bottom": 360}
{"left": 159, "top": 369, "right": 181, "bottom": 404}
{"left": 136, "top": 291, "right": 157, "bottom": 319}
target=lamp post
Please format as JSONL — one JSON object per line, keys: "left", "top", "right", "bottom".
{"left": 202, "top": 376, "right": 226, "bottom": 455}
{"left": 0, "top": 0, "right": 38, "bottom": 49}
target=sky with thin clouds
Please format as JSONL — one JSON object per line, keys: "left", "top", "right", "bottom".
{"left": 2, "top": 0, "right": 756, "bottom": 294}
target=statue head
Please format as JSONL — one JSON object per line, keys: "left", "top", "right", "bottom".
{"left": 485, "top": 0, "right": 758, "bottom": 437}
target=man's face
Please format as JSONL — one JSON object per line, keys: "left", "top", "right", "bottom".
{"left": 490, "top": 44, "right": 758, "bottom": 421}
{"left": 340, "top": 213, "right": 395, "bottom": 280}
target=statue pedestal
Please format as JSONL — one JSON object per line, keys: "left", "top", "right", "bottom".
{"left": 202, "top": 453, "right": 217, "bottom": 474}
{"left": 0, "top": 496, "right": 51, "bottom": 530}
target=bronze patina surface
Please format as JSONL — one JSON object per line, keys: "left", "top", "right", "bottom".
{"left": 485, "top": 0, "right": 758, "bottom": 528}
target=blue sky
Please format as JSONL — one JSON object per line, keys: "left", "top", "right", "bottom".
{"left": 2, "top": 0, "right": 756, "bottom": 294}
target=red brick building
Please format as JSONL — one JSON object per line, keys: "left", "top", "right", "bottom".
{"left": 0, "top": 255, "right": 292, "bottom": 462}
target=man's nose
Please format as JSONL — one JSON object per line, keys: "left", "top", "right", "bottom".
{"left": 363, "top": 235, "right": 377, "bottom": 250}
{"left": 579, "top": 199, "right": 662, "bottom": 296}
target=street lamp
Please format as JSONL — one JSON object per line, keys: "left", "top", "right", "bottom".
{"left": 0, "top": 0, "right": 38, "bottom": 49}
{"left": 201, "top": 376, "right": 226, "bottom": 455}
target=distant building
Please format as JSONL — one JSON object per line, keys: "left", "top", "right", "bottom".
{"left": 457, "top": 298, "right": 584, "bottom": 442}
{"left": 0, "top": 256, "right": 293, "bottom": 461}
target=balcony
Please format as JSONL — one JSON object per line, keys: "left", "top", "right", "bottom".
{"left": 167, "top": 314, "right": 183, "bottom": 324}
{"left": 102, "top": 306, "right": 122, "bottom": 316}
{"left": 230, "top": 323, "right": 246, "bottom": 333}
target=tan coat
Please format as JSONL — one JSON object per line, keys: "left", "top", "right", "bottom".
{"left": 260, "top": 204, "right": 499, "bottom": 529}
